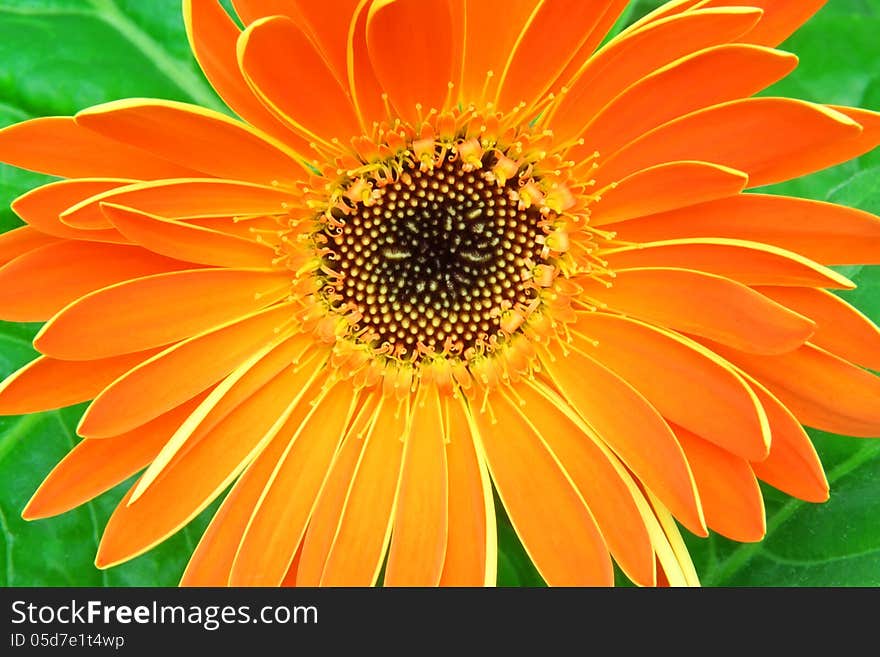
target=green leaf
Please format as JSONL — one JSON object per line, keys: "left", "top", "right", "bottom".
{"left": 0, "top": 0, "right": 223, "bottom": 117}
{"left": 768, "top": 13, "right": 880, "bottom": 108}
{"left": 827, "top": 165, "right": 880, "bottom": 215}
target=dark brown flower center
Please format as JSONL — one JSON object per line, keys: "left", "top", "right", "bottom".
{"left": 319, "top": 154, "right": 549, "bottom": 361}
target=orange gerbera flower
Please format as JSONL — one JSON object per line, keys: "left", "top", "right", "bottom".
{"left": 0, "top": 0, "right": 878, "bottom": 587}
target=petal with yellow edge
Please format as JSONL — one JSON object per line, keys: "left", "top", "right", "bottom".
{"left": 0, "top": 117, "right": 203, "bottom": 179}
{"left": 580, "top": 267, "right": 815, "bottom": 355}
{"left": 577, "top": 44, "right": 797, "bottom": 161}
{"left": 101, "top": 203, "right": 277, "bottom": 269}
{"left": 0, "top": 227, "right": 60, "bottom": 266}
{"left": 472, "top": 389, "right": 613, "bottom": 586}
{"left": 77, "top": 303, "right": 297, "bottom": 438}
{"left": 384, "top": 384, "right": 448, "bottom": 587}
{"left": 590, "top": 161, "right": 748, "bottom": 226}
{"left": 539, "top": 336, "right": 706, "bottom": 536}
{"left": 0, "top": 349, "right": 160, "bottom": 415}
{"left": 237, "top": 16, "right": 362, "bottom": 144}
{"left": 438, "top": 394, "right": 495, "bottom": 587}
{"left": 34, "top": 269, "right": 292, "bottom": 360}
{"left": 23, "top": 393, "right": 210, "bottom": 521}
{"left": 182, "top": 0, "right": 309, "bottom": 150}
{"left": 11, "top": 178, "right": 132, "bottom": 243}
{"left": 521, "top": 380, "right": 656, "bottom": 587}
{"left": 673, "top": 423, "right": 766, "bottom": 543}
{"left": 553, "top": 8, "right": 763, "bottom": 152}
{"left": 229, "top": 382, "right": 358, "bottom": 586}
{"left": 95, "top": 363, "right": 325, "bottom": 569}
{"left": 318, "top": 397, "right": 406, "bottom": 586}
{"left": 571, "top": 313, "right": 770, "bottom": 461}
{"left": 744, "top": 377, "right": 829, "bottom": 504}
{"left": 603, "top": 238, "right": 855, "bottom": 289}
{"left": 715, "top": 342, "right": 880, "bottom": 439}
{"left": 594, "top": 99, "right": 862, "bottom": 189}
{"left": 366, "top": 0, "right": 454, "bottom": 123}
{"left": 75, "top": 99, "right": 306, "bottom": 185}
{"left": 611, "top": 194, "right": 880, "bottom": 266}
{"left": 60, "top": 178, "right": 295, "bottom": 230}
{"left": 756, "top": 286, "right": 880, "bottom": 370}
{"left": 0, "top": 241, "right": 191, "bottom": 322}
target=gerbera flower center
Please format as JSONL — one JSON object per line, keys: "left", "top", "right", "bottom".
{"left": 287, "top": 108, "right": 602, "bottom": 384}
{"left": 319, "top": 154, "right": 551, "bottom": 361}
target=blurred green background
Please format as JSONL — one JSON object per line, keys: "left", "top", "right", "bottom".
{"left": 0, "top": 0, "right": 878, "bottom": 586}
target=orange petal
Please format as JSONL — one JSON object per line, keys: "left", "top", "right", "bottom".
{"left": 166, "top": 335, "right": 320, "bottom": 463}
{"left": 438, "top": 394, "right": 495, "bottom": 587}
{"left": 593, "top": 99, "right": 862, "bottom": 189}
{"left": 280, "top": 543, "right": 304, "bottom": 587}
{"left": 745, "top": 377, "right": 829, "bottom": 503}
{"left": 237, "top": 16, "right": 361, "bottom": 144}
{"left": 521, "top": 381, "right": 656, "bottom": 587}
{"left": 472, "top": 389, "right": 613, "bottom": 586}
{"left": 582, "top": 267, "right": 815, "bottom": 354}
{"left": 133, "top": 340, "right": 325, "bottom": 512}
{"left": 576, "top": 45, "right": 798, "bottom": 161}
{"left": 0, "top": 117, "right": 202, "bottom": 179}
{"left": 384, "top": 385, "right": 448, "bottom": 586}
{"left": 573, "top": 312, "right": 770, "bottom": 461}
{"left": 34, "top": 269, "right": 292, "bottom": 360}
{"left": 673, "top": 424, "right": 765, "bottom": 543}
{"left": 182, "top": 0, "right": 308, "bottom": 150}
{"left": 295, "top": 407, "right": 372, "bottom": 586}
{"left": 11, "top": 179, "right": 131, "bottom": 243}
{"left": 294, "top": 0, "right": 361, "bottom": 68}
{"left": 628, "top": 1, "right": 825, "bottom": 49}
{"left": 318, "top": 397, "right": 406, "bottom": 586}
{"left": 551, "top": 0, "right": 630, "bottom": 92}
{"left": 700, "top": 0, "right": 828, "bottom": 47}
{"left": 183, "top": 214, "right": 285, "bottom": 241}
{"left": 458, "top": 0, "right": 537, "bottom": 105}
{"left": 22, "top": 394, "right": 208, "bottom": 520}
{"left": 756, "top": 286, "right": 880, "bottom": 370}
{"left": 78, "top": 304, "right": 296, "bottom": 438}
{"left": 590, "top": 161, "right": 748, "bottom": 226}
{"left": 75, "top": 99, "right": 305, "bottom": 185}
{"left": 611, "top": 193, "right": 880, "bottom": 265}
{"left": 95, "top": 362, "right": 323, "bottom": 568}
{"left": 603, "top": 238, "right": 855, "bottom": 289}
{"left": 180, "top": 390, "right": 305, "bottom": 586}
{"left": 346, "top": 0, "right": 387, "bottom": 129}
{"left": 61, "top": 179, "right": 295, "bottom": 230}
{"left": 446, "top": 0, "right": 466, "bottom": 107}
{"left": 620, "top": 0, "right": 704, "bottom": 31}
{"left": 0, "top": 227, "right": 61, "bottom": 267}
{"left": 495, "top": 0, "right": 621, "bottom": 114}
{"left": 540, "top": 335, "right": 706, "bottom": 536}
{"left": 714, "top": 342, "right": 880, "bottom": 438}
{"left": 0, "top": 349, "right": 159, "bottom": 415}
{"left": 230, "top": 382, "right": 358, "bottom": 586}
{"left": 232, "top": 0, "right": 302, "bottom": 23}
{"left": 366, "top": 0, "right": 454, "bottom": 121}
{"left": 101, "top": 203, "right": 276, "bottom": 269}
{"left": 826, "top": 105, "right": 880, "bottom": 171}
{"left": 0, "top": 241, "right": 191, "bottom": 322}
{"left": 552, "top": 8, "right": 763, "bottom": 150}
{"left": 259, "top": 0, "right": 362, "bottom": 87}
